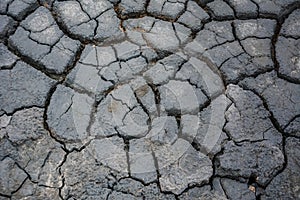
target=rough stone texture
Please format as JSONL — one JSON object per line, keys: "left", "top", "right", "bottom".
{"left": 203, "top": 41, "right": 243, "bottom": 67}
{"left": 225, "top": 85, "right": 282, "bottom": 144}
{"left": 117, "top": 106, "right": 149, "bottom": 138}
{"left": 0, "top": 43, "right": 18, "bottom": 69}
{"left": 0, "top": 0, "right": 12, "bottom": 14}
{"left": 145, "top": 20, "right": 190, "bottom": 51}
{"left": 5, "top": 107, "right": 46, "bottom": 144}
{"left": 87, "top": 137, "right": 128, "bottom": 173}
{"left": 0, "top": 138, "right": 15, "bottom": 162}
{"left": 194, "top": 95, "right": 230, "bottom": 156}
{"left": 284, "top": 117, "right": 300, "bottom": 137}
{"left": 207, "top": 0, "right": 234, "bottom": 19}
{"left": 155, "top": 139, "right": 213, "bottom": 195}
{"left": 241, "top": 71, "right": 300, "bottom": 130}
{"left": 234, "top": 19, "right": 276, "bottom": 39}
{"left": 276, "top": 37, "right": 300, "bottom": 82}
{"left": 220, "top": 38, "right": 273, "bottom": 83}
{"left": 129, "top": 77, "right": 157, "bottom": 116}
{"left": 262, "top": 137, "right": 300, "bottom": 199}
{"left": 280, "top": 8, "right": 300, "bottom": 38}
{"left": 60, "top": 148, "right": 114, "bottom": 199}
{"left": 54, "top": 1, "right": 95, "bottom": 39}
{"left": 0, "top": 61, "right": 56, "bottom": 114}
{"left": 176, "top": 56, "right": 224, "bottom": 98}
{"left": 179, "top": 184, "right": 227, "bottom": 200}
{"left": 179, "top": 94, "right": 230, "bottom": 157}
{"left": 54, "top": 0, "right": 124, "bottom": 43}
{"left": 113, "top": 178, "right": 176, "bottom": 199}
{"left": 0, "top": 116, "right": 10, "bottom": 128}
{"left": 129, "top": 138, "right": 157, "bottom": 184}
{"left": 9, "top": 26, "right": 49, "bottom": 59}
{"left": 108, "top": 191, "right": 140, "bottom": 200}
{"left": 66, "top": 62, "right": 113, "bottom": 95}
{"left": 90, "top": 94, "right": 129, "bottom": 137}
{"left": 0, "top": 15, "right": 17, "bottom": 40}
{"left": 159, "top": 80, "right": 201, "bottom": 115}
{"left": 47, "top": 84, "right": 94, "bottom": 148}
{"left": 276, "top": 9, "right": 300, "bottom": 82}
{"left": 178, "top": 1, "right": 209, "bottom": 31}
{"left": 117, "top": 57, "right": 148, "bottom": 82}
{"left": 146, "top": 116, "right": 178, "bottom": 144}
{"left": 220, "top": 178, "right": 256, "bottom": 200}
{"left": 180, "top": 178, "right": 254, "bottom": 200}
{"left": 226, "top": 0, "right": 258, "bottom": 18}
{"left": 3, "top": 0, "right": 38, "bottom": 20}
{"left": 124, "top": 17, "right": 191, "bottom": 51}
{"left": 215, "top": 140, "right": 285, "bottom": 186}
{"left": 66, "top": 43, "right": 153, "bottom": 96}
{"left": 118, "top": 0, "right": 147, "bottom": 16}
{"left": 144, "top": 54, "right": 186, "bottom": 85}
{"left": 8, "top": 7, "right": 81, "bottom": 74}
{"left": 12, "top": 179, "right": 60, "bottom": 200}
{"left": 1, "top": 1, "right": 300, "bottom": 199}
{"left": 81, "top": 44, "right": 116, "bottom": 66}
{"left": 0, "top": 108, "right": 65, "bottom": 191}
{"left": 40, "top": 36, "right": 81, "bottom": 74}
{"left": 114, "top": 40, "right": 140, "bottom": 60}
{"left": 14, "top": 134, "right": 65, "bottom": 188}
{"left": 148, "top": 0, "right": 187, "bottom": 20}
{"left": 253, "top": 0, "right": 300, "bottom": 17}
{"left": 185, "top": 18, "right": 275, "bottom": 83}
{"left": 0, "top": 157, "right": 27, "bottom": 196}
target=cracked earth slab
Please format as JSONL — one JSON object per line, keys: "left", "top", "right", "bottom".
{"left": 0, "top": 107, "right": 65, "bottom": 197}
{"left": 8, "top": 6, "right": 81, "bottom": 74}
{"left": 0, "top": 61, "right": 56, "bottom": 115}
{"left": 0, "top": 0, "right": 300, "bottom": 199}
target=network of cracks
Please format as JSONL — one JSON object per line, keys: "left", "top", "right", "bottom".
{"left": 0, "top": 0, "right": 300, "bottom": 199}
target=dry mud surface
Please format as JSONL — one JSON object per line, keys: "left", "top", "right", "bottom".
{"left": 0, "top": 0, "right": 300, "bottom": 199}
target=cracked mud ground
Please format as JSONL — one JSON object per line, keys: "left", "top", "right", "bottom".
{"left": 0, "top": 0, "right": 300, "bottom": 199}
